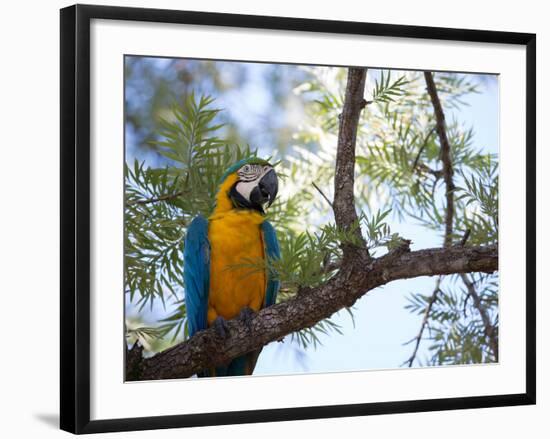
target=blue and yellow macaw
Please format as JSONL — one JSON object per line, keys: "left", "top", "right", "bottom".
{"left": 184, "top": 157, "right": 280, "bottom": 376}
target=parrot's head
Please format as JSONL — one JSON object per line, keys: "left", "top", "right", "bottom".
{"left": 217, "top": 157, "right": 278, "bottom": 214}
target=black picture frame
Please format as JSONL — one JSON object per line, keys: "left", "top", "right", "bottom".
{"left": 60, "top": 4, "right": 536, "bottom": 434}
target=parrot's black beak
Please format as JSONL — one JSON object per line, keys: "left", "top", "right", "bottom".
{"left": 251, "top": 169, "right": 278, "bottom": 209}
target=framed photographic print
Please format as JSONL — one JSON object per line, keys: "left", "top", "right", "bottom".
{"left": 60, "top": 4, "right": 536, "bottom": 434}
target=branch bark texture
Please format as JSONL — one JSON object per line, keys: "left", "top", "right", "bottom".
{"left": 130, "top": 244, "right": 497, "bottom": 380}
{"left": 334, "top": 68, "right": 369, "bottom": 257}
{"left": 424, "top": 72, "right": 455, "bottom": 248}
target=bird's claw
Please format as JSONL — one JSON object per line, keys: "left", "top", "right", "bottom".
{"left": 238, "top": 307, "right": 256, "bottom": 329}
{"left": 213, "top": 316, "right": 229, "bottom": 339}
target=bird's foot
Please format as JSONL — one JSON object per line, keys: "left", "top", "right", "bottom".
{"left": 213, "top": 316, "right": 229, "bottom": 339}
{"left": 238, "top": 307, "right": 256, "bottom": 330}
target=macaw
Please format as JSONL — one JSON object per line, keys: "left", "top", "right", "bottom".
{"left": 184, "top": 157, "right": 281, "bottom": 376}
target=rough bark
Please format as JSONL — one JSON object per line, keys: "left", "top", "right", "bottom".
{"left": 333, "top": 68, "right": 369, "bottom": 258}
{"left": 129, "top": 244, "right": 497, "bottom": 380}
{"left": 424, "top": 71, "right": 455, "bottom": 248}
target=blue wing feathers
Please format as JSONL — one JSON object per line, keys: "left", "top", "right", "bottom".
{"left": 183, "top": 215, "right": 210, "bottom": 337}
{"left": 184, "top": 217, "right": 279, "bottom": 377}
{"left": 261, "top": 221, "right": 281, "bottom": 308}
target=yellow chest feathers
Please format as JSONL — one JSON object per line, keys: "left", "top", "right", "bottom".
{"left": 207, "top": 210, "right": 266, "bottom": 325}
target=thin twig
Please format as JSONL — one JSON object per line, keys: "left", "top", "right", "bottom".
{"left": 460, "top": 273, "right": 499, "bottom": 360}
{"left": 312, "top": 182, "right": 334, "bottom": 209}
{"left": 322, "top": 259, "right": 342, "bottom": 274}
{"left": 404, "top": 276, "right": 442, "bottom": 367}
{"left": 360, "top": 99, "right": 373, "bottom": 108}
{"left": 416, "top": 163, "right": 444, "bottom": 179}
{"left": 411, "top": 127, "right": 437, "bottom": 172}
{"left": 458, "top": 229, "right": 471, "bottom": 247}
{"left": 127, "top": 190, "right": 187, "bottom": 206}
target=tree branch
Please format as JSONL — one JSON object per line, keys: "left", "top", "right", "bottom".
{"left": 411, "top": 127, "right": 436, "bottom": 172}
{"left": 404, "top": 276, "right": 442, "bottom": 367}
{"left": 427, "top": 71, "right": 498, "bottom": 355}
{"left": 424, "top": 72, "right": 455, "bottom": 248}
{"left": 311, "top": 182, "right": 334, "bottom": 209}
{"left": 128, "top": 244, "right": 497, "bottom": 380}
{"left": 406, "top": 73, "right": 498, "bottom": 367}
{"left": 126, "top": 190, "right": 186, "bottom": 206}
{"left": 406, "top": 73, "right": 462, "bottom": 367}
{"left": 459, "top": 273, "right": 499, "bottom": 360}
{"left": 333, "top": 67, "right": 369, "bottom": 258}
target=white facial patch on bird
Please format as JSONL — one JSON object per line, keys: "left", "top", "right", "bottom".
{"left": 234, "top": 180, "right": 257, "bottom": 202}
{"left": 236, "top": 164, "right": 272, "bottom": 202}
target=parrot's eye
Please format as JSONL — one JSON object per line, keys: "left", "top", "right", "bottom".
{"left": 242, "top": 165, "right": 250, "bottom": 172}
